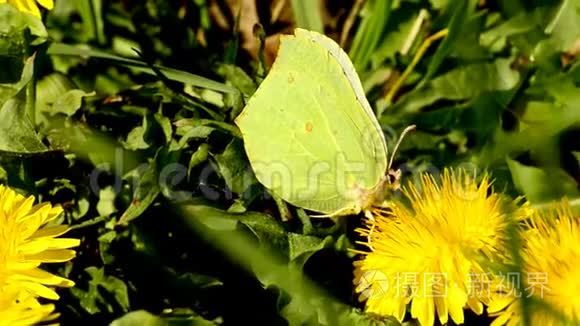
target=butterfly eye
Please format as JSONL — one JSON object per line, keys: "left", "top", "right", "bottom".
{"left": 387, "top": 170, "right": 402, "bottom": 190}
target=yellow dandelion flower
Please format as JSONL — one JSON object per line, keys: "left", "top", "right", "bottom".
{"left": 0, "top": 0, "right": 53, "bottom": 17}
{"left": 0, "top": 285, "right": 57, "bottom": 326}
{"left": 354, "top": 169, "right": 518, "bottom": 326}
{"left": 0, "top": 185, "right": 79, "bottom": 301}
{"left": 489, "top": 200, "right": 580, "bottom": 326}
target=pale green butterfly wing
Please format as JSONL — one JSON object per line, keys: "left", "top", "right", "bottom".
{"left": 235, "top": 28, "right": 388, "bottom": 215}
{"left": 293, "top": 29, "right": 386, "bottom": 145}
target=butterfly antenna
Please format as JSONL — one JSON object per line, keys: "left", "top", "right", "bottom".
{"left": 388, "top": 125, "right": 416, "bottom": 170}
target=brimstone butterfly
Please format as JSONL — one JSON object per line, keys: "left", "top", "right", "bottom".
{"left": 235, "top": 28, "right": 412, "bottom": 218}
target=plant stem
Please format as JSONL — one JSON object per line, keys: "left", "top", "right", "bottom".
{"left": 69, "top": 216, "right": 107, "bottom": 230}
{"left": 23, "top": 29, "right": 36, "bottom": 126}
{"left": 384, "top": 28, "right": 448, "bottom": 105}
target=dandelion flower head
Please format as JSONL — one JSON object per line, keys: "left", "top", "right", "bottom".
{"left": 489, "top": 200, "right": 580, "bottom": 326}
{"left": 354, "top": 169, "right": 519, "bottom": 326}
{"left": 0, "top": 285, "right": 56, "bottom": 326}
{"left": 0, "top": 185, "right": 79, "bottom": 301}
{"left": 0, "top": 0, "right": 53, "bottom": 17}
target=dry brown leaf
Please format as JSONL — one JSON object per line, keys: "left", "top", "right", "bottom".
{"left": 208, "top": 0, "right": 231, "bottom": 30}
{"left": 271, "top": 0, "right": 294, "bottom": 24}
{"left": 207, "top": 0, "right": 357, "bottom": 66}
{"left": 561, "top": 37, "right": 580, "bottom": 67}
{"left": 339, "top": 0, "right": 364, "bottom": 47}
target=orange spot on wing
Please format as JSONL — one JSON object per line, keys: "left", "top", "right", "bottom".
{"left": 305, "top": 122, "right": 313, "bottom": 133}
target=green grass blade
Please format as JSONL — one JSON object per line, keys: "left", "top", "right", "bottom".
{"left": 76, "top": 0, "right": 105, "bottom": 45}
{"left": 290, "top": 0, "right": 324, "bottom": 33}
{"left": 178, "top": 203, "right": 393, "bottom": 326}
{"left": 47, "top": 43, "right": 237, "bottom": 94}
{"left": 348, "top": 0, "right": 393, "bottom": 72}
{"left": 418, "top": 0, "right": 471, "bottom": 86}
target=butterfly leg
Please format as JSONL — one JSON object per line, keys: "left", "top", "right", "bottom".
{"left": 309, "top": 206, "right": 358, "bottom": 218}
{"left": 364, "top": 210, "right": 376, "bottom": 251}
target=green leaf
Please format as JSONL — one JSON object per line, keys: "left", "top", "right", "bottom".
{"left": 481, "top": 2, "right": 580, "bottom": 64}
{"left": 370, "top": 7, "right": 420, "bottom": 66}
{"left": 541, "top": 0, "right": 580, "bottom": 53}
{"left": 448, "top": 11, "right": 489, "bottom": 61}
{"left": 96, "top": 186, "right": 117, "bottom": 217}
{"left": 288, "top": 233, "right": 333, "bottom": 261}
{"left": 110, "top": 310, "right": 165, "bottom": 326}
{"left": 49, "top": 89, "right": 93, "bottom": 117}
{"left": 296, "top": 208, "right": 314, "bottom": 235}
{"left": 181, "top": 202, "right": 240, "bottom": 231}
{"left": 391, "top": 58, "right": 520, "bottom": 115}
{"left": 507, "top": 158, "right": 580, "bottom": 203}
{"left": 175, "top": 273, "right": 223, "bottom": 289}
{"left": 237, "top": 211, "right": 288, "bottom": 253}
{"left": 405, "top": 87, "right": 515, "bottom": 149}
{"left": 73, "top": 197, "right": 97, "bottom": 225}
{"left": 124, "top": 118, "right": 151, "bottom": 151}
{"left": 270, "top": 190, "right": 292, "bottom": 222}
{"left": 0, "top": 56, "right": 33, "bottom": 103}
{"left": 98, "top": 230, "right": 117, "bottom": 265}
{"left": 0, "top": 97, "right": 48, "bottom": 153}
{"left": 335, "top": 309, "right": 399, "bottom": 326}
{"left": 180, "top": 201, "right": 287, "bottom": 251}
{"left": 480, "top": 76, "right": 580, "bottom": 167}
{"left": 217, "top": 64, "right": 257, "bottom": 98}
{"left": 496, "top": 0, "right": 526, "bottom": 18}
{"left": 36, "top": 73, "right": 75, "bottom": 114}
{"left": 111, "top": 310, "right": 222, "bottom": 326}
{"left": 212, "top": 139, "right": 257, "bottom": 195}
{"left": 175, "top": 118, "right": 241, "bottom": 138}
{"left": 480, "top": 11, "right": 538, "bottom": 51}
{"left": 177, "top": 127, "right": 215, "bottom": 148}
{"left": 154, "top": 112, "right": 172, "bottom": 144}
{"left": 0, "top": 3, "right": 47, "bottom": 40}
{"left": 123, "top": 113, "right": 171, "bottom": 151}
{"left": 71, "top": 266, "right": 130, "bottom": 314}
{"left": 226, "top": 199, "right": 247, "bottom": 213}
{"left": 118, "top": 161, "right": 160, "bottom": 225}
{"left": 188, "top": 143, "right": 210, "bottom": 177}
{"left": 430, "top": 0, "right": 449, "bottom": 9}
